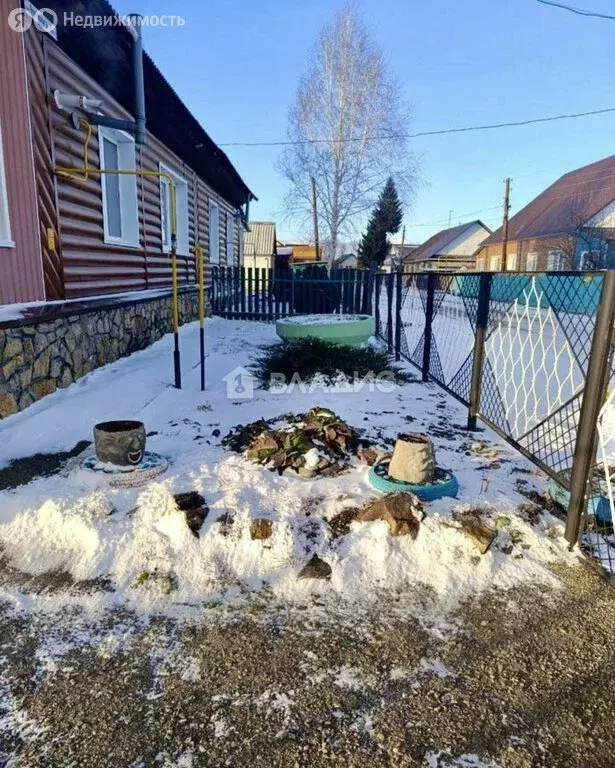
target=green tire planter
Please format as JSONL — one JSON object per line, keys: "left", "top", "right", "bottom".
{"left": 276, "top": 314, "right": 375, "bottom": 347}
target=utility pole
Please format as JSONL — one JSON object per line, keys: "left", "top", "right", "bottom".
{"left": 501, "top": 177, "right": 511, "bottom": 272}
{"left": 448, "top": 210, "right": 453, "bottom": 228}
{"left": 311, "top": 176, "right": 320, "bottom": 262}
{"left": 399, "top": 225, "right": 406, "bottom": 270}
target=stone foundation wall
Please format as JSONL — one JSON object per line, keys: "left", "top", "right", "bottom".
{"left": 0, "top": 290, "right": 199, "bottom": 418}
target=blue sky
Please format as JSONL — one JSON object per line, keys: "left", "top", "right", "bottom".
{"left": 114, "top": 0, "right": 615, "bottom": 244}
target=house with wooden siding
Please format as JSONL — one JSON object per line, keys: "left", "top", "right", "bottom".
{"left": 0, "top": 0, "right": 254, "bottom": 306}
{"left": 404, "top": 221, "right": 491, "bottom": 272}
{"left": 242, "top": 222, "right": 277, "bottom": 272}
{"left": 0, "top": 0, "right": 255, "bottom": 418}
{"left": 475, "top": 156, "right": 615, "bottom": 272}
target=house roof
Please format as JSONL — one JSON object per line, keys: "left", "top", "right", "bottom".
{"left": 481, "top": 155, "right": 615, "bottom": 247}
{"left": 44, "top": 0, "right": 255, "bottom": 208}
{"left": 408, "top": 221, "right": 490, "bottom": 263}
{"left": 244, "top": 222, "right": 276, "bottom": 256}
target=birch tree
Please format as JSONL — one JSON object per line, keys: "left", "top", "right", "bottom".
{"left": 278, "top": 7, "right": 416, "bottom": 261}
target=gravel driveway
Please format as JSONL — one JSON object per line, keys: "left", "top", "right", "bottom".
{"left": 1, "top": 560, "right": 614, "bottom": 768}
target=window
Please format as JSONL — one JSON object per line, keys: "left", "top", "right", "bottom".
{"left": 526, "top": 252, "right": 538, "bottom": 271}
{"left": 476, "top": 256, "right": 486, "bottom": 271}
{"left": 547, "top": 250, "right": 566, "bottom": 271}
{"left": 159, "top": 163, "right": 189, "bottom": 256}
{"left": 580, "top": 250, "right": 601, "bottom": 269}
{"left": 209, "top": 201, "right": 220, "bottom": 264}
{"left": 489, "top": 254, "right": 501, "bottom": 271}
{"left": 226, "top": 212, "right": 235, "bottom": 264}
{"left": 0, "top": 121, "right": 12, "bottom": 247}
{"left": 99, "top": 127, "right": 139, "bottom": 247}
{"left": 506, "top": 252, "right": 517, "bottom": 271}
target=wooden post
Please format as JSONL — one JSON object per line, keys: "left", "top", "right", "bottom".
{"left": 501, "top": 177, "right": 510, "bottom": 273}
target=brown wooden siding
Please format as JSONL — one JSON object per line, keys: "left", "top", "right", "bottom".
{"left": 0, "top": 24, "right": 45, "bottom": 304}
{"left": 23, "top": 29, "right": 239, "bottom": 302}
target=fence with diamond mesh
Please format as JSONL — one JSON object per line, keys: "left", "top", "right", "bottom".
{"left": 376, "top": 269, "right": 615, "bottom": 573}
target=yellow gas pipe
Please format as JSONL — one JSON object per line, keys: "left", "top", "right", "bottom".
{"left": 55, "top": 119, "right": 182, "bottom": 388}
{"left": 194, "top": 243, "right": 206, "bottom": 391}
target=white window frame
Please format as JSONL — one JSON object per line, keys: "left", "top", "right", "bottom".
{"left": 99, "top": 127, "right": 139, "bottom": 248}
{"left": 209, "top": 201, "right": 220, "bottom": 265}
{"left": 226, "top": 212, "right": 235, "bottom": 264}
{"left": 159, "top": 162, "right": 189, "bottom": 256}
{"left": 0, "top": 121, "right": 14, "bottom": 247}
{"left": 476, "top": 256, "right": 486, "bottom": 271}
{"left": 547, "top": 249, "right": 566, "bottom": 271}
{"left": 506, "top": 252, "right": 517, "bottom": 271}
{"left": 526, "top": 252, "right": 538, "bottom": 271}
{"left": 489, "top": 254, "right": 501, "bottom": 272}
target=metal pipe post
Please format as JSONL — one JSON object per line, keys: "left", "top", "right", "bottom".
{"left": 394, "top": 270, "right": 403, "bottom": 361}
{"left": 467, "top": 272, "right": 492, "bottom": 430}
{"left": 422, "top": 272, "right": 436, "bottom": 382}
{"left": 565, "top": 269, "right": 615, "bottom": 546}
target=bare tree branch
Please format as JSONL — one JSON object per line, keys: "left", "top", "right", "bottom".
{"left": 277, "top": 6, "right": 418, "bottom": 261}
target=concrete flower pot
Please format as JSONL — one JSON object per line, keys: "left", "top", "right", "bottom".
{"left": 93, "top": 420, "right": 146, "bottom": 466}
{"left": 387, "top": 433, "right": 436, "bottom": 485}
{"left": 275, "top": 314, "right": 375, "bottom": 347}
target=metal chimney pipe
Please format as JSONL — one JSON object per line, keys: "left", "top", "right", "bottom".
{"left": 129, "top": 14, "right": 146, "bottom": 145}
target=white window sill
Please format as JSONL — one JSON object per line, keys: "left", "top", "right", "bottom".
{"left": 104, "top": 237, "right": 141, "bottom": 249}
{"left": 0, "top": 239, "right": 15, "bottom": 248}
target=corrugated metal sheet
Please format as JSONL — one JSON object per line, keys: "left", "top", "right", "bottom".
{"left": 482, "top": 155, "right": 615, "bottom": 247}
{"left": 0, "top": 23, "right": 45, "bottom": 304}
{"left": 243, "top": 222, "right": 276, "bottom": 257}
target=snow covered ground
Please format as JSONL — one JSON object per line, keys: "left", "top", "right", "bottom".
{"left": 0, "top": 318, "right": 577, "bottom": 621}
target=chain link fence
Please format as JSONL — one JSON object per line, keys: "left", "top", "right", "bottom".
{"left": 377, "top": 269, "right": 615, "bottom": 573}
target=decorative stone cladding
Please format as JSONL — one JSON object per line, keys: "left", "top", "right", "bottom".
{"left": 0, "top": 289, "right": 199, "bottom": 418}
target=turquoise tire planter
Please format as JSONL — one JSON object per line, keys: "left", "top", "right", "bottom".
{"left": 368, "top": 460, "right": 459, "bottom": 501}
{"left": 276, "top": 314, "right": 375, "bottom": 347}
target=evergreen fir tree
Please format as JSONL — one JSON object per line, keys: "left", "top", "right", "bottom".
{"left": 357, "top": 178, "right": 403, "bottom": 267}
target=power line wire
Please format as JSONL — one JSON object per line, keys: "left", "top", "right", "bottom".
{"left": 536, "top": 0, "right": 615, "bottom": 19}
{"left": 218, "top": 106, "right": 615, "bottom": 147}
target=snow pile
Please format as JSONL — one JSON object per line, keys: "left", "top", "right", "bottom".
{"left": 0, "top": 449, "right": 575, "bottom": 616}
{"left": 0, "top": 318, "right": 578, "bottom": 618}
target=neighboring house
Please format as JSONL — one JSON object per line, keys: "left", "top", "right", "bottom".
{"left": 0, "top": 1, "right": 254, "bottom": 418}
{"left": 475, "top": 156, "right": 615, "bottom": 272}
{"left": 243, "top": 222, "right": 277, "bottom": 271}
{"left": 279, "top": 242, "right": 322, "bottom": 264}
{"left": 335, "top": 253, "right": 358, "bottom": 269}
{"left": 405, "top": 221, "right": 492, "bottom": 272}
{"left": 0, "top": 0, "right": 254, "bottom": 307}
{"left": 389, "top": 242, "right": 418, "bottom": 263}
